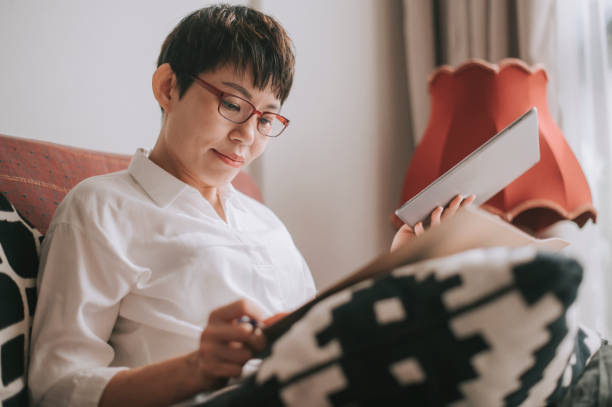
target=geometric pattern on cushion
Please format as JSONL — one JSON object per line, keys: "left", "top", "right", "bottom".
{"left": 548, "top": 324, "right": 606, "bottom": 402}
{"left": 550, "top": 341, "right": 612, "bottom": 406}
{"left": 198, "top": 246, "right": 584, "bottom": 407}
{"left": 0, "top": 193, "right": 42, "bottom": 406}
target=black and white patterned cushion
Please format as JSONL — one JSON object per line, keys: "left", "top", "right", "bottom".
{"left": 0, "top": 194, "right": 42, "bottom": 406}
{"left": 200, "top": 246, "right": 598, "bottom": 406}
{"left": 550, "top": 323, "right": 605, "bottom": 401}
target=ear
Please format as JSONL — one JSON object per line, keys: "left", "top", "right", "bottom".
{"left": 152, "top": 63, "right": 177, "bottom": 113}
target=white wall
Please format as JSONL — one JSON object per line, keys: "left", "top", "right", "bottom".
{"left": 0, "top": 0, "right": 413, "bottom": 290}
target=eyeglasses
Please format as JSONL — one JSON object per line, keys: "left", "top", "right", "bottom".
{"left": 190, "top": 75, "right": 289, "bottom": 138}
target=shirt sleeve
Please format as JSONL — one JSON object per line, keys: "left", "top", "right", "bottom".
{"left": 300, "top": 255, "right": 317, "bottom": 300}
{"left": 29, "top": 222, "right": 141, "bottom": 407}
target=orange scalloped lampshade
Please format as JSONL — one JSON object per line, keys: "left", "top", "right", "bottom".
{"left": 396, "top": 59, "right": 596, "bottom": 232}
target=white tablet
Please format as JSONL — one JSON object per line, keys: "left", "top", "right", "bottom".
{"left": 395, "top": 107, "right": 540, "bottom": 227}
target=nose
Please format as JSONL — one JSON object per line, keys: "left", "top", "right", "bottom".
{"left": 229, "top": 114, "right": 258, "bottom": 145}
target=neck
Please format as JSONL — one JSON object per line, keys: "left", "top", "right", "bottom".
{"left": 149, "top": 136, "right": 223, "bottom": 216}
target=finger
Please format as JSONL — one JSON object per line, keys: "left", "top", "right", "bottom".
{"left": 233, "top": 320, "right": 266, "bottom": 351}
{"left": 390, "top": 224, "right": 415, "bottom": 252}
{"left": 430, "top": 206, "right": 443, "bottom": 226}
{"left": 441, "top": 195, "right": 462, "bottom": 220}
{"left": 396, "top": 224, "right": 415, "bottom": 240}
{"left": 398, "top": 224, "right": 414, "bottom": 234}
{"left": 244, "top": 329, "right": 266, "bottom": 352}
{"left": 450, "top": 194, "right": 463, "bottom": 208}
{"left": 209, "top": 299, "right": 265, "bottom": 324}
{"left": 414, "top": 222, "right": 424, "bottom": 236}
{"left": 460, "top": 194, "right": 476, "bottom": 207}
{"left": 199, "top": 341, "right": 253, "bottom": 365}
{"left": 202, "top": 322, "right": 258, "bottom": 344}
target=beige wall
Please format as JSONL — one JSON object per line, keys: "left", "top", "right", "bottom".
{"left": 0, "top": 0, "right": 238, "bottom": 153}
{"left": 256, "top": 0, "right": 412, "bottom": 289}
{"left": 0, "top": 0, "right": 413, "bottom": 291}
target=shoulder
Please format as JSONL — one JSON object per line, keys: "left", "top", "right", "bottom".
{"left": 50, "top": 170, "right": 139, "bottom": 229}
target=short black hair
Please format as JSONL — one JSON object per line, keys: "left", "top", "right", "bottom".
{"left": 157, "top": 4, "right": 295, "bottom": 105}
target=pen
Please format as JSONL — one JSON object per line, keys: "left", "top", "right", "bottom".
{"left": 238, "top": 315, "right": 263, "bottom": 330}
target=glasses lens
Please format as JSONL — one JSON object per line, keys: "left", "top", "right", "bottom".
{"left": 218, "top": 95, "right": 251, "bottom": 123}
{"left": 258, "top": 114, "right": 287, "bottom": 137}
{"left": 218, "top": 94, "right": 287, "bottom": 137}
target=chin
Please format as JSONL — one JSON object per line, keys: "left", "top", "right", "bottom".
{"left": 206, "top": 170, "right": 240, "bottom": 187}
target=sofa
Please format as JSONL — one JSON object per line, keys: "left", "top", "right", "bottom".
{"left": 0, "top": 134, "right": 608, "bottom": 406}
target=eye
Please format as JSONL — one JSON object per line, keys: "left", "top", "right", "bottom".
{"left": 258, "top": 117, "right": 272, "bottom": 126}
{"left": 221, "top": 99, "right": 241, "bottom": 112}
{"left": 259, "top": 113, "right": 278, "bottom": 127}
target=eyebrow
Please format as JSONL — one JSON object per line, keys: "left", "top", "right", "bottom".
{"left": 221, "top": 81, "right": 280, "bottom": 112}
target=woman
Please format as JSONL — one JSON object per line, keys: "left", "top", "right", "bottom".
{"left": 28, "top": 5, "right": 471, "bottom": 406}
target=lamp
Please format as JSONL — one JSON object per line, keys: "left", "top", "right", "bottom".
{"left": 396, "top": 59, "right": 596, "bottom": 232}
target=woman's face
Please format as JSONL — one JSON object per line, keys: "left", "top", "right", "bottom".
{"left": 158, "top": 65, "right": 281, "bottom": 189}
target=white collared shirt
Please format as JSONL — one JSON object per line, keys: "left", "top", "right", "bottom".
{"left": 28, "top": 149, "right": 316, "bottom": 407}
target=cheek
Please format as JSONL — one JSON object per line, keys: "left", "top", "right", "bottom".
{"left": 167, "top": 108, "right": 199, "bottom": 140}
{"left": 250, "top": 138, "right": 269, "bottom": 161}
{"left": 174, "top": 97, "right": 219, "bottom": 134}
{"left": 169, "top": 111, "right": 223, "bottom": 147}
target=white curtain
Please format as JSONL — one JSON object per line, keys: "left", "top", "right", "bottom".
{"left": 402, "top": 0, "right": 612, "bottom": 338}
{"left": 539, "top": 0, "right": 612, "bottom": 339}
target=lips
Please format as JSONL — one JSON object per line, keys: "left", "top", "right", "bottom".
{"left": 213, "top": 149, "right": 245, "bottom": 168}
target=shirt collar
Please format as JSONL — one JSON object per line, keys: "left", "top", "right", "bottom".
{"left": 128, "top": 149, "right": 188, "bottom": 208}
{"left": 128, "top": 148, "right": 238, "bottom": 208}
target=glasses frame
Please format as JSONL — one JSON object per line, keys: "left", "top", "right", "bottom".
{"left": 189, "top": 75, "right": 289, "bottom": 138}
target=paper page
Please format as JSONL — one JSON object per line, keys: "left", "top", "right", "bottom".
{"left": 263, "top": 206, "right": 568, "bottom": 342}
{"left": 319, "top": 206, "right": 567, "bottom": 297}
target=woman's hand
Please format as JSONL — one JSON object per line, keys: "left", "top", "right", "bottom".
{"left": 100, "top": 299, "right": 267, "bottom": 406}
{"left": 390, "top": 194, "right": 475, "bottom": 252}
{"left": 194, "top": 299, "right": 267, "bottom": 391}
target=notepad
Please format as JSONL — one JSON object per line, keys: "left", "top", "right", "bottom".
{"left": 395, "top": 107, "right": 540, "bottom": 227}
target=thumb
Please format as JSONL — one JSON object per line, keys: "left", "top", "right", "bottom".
{"left": 390, "top": 224, "right": 415, "bottom": 252}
